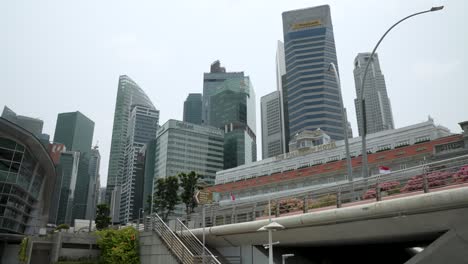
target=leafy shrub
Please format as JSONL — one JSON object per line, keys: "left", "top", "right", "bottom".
{"left": 55, "top": 224, "right": 70, "bottom": 231}
{"left": 96, "top": 227, "right": 139, "bottom": 264}
{"left": 18, "top": 237, "right": 28, "bottom": 264}
{"left": 308, "top": 195, "right": 336, "bottom": 209}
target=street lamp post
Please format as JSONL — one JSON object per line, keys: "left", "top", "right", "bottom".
{"left": 359, "top": 6, "right": 444, "bottom": 179}
{"left": 328, "top": 63, "right": 353, "bottom": 182}
{"left": 258, "top": 199, "right": 285, "bottom": 264}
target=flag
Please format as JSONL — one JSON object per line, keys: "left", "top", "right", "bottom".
{"left": 230, "top": 193, "right": 236, "bottom": 201}
{"left": 379, "top": 166, "right": 391, "bottom": 174}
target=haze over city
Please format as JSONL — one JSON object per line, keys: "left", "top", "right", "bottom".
{"left": 2, "top": 0, "right": 466, "bottom": 186}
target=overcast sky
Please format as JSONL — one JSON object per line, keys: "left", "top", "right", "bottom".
{"left": 2, "top": 0, "right": 466, "bottom": 186}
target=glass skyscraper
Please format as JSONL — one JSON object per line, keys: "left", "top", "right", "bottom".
{"left": 106, "top": 75, "right": 156, "bottom": 205}
{"left": 203, "top": 61, "right": 257, "bottom": 169}
{"left": 183, "top": 93, "right": 202, "bottom": 125}
{"left": 120, "top": 105, "right": 159, "bottom": 223}
{"left": 282, "top": 5, "right": 345, "bottom": 141}
{"left": 54, "top": 151, "right": 80, "bottom": 225}
{"left": 354, "top": 53, "right": 394, "bottom": 135}
{"left": 53, "top": 111, "right": 94, "bottom": 221}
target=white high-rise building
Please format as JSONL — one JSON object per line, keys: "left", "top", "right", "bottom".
{"left": 120, "top": 105, "right": 159, "bottom": 223}
{"left": 354, "top": 53, "right": 394, "bottom": 135}
{"left": 261, "top": 91, "right": 284, "bottom": 159}
{"left": 106, "top": 75, "right": 156, "bottom": 209}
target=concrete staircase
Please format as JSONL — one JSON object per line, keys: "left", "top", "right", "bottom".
{"left": 139, "top": 231, "right": 180, "bottom": 264}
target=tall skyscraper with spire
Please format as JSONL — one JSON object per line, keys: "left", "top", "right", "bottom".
{"left": 282, "top": 5, "right": 345, "bottom": 141}
{"left": 354, "top": 53, "right": 394, "bottom": 135}
{"left": 106, "top": 75, "right": 156, "bottom": 216}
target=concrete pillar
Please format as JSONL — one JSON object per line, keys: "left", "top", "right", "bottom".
{"left": 405, "top": 227, "right": 468, "bottom": 264}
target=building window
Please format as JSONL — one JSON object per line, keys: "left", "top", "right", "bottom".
{"left": 415, "top": 135, "right": 430, "bottom": 144}
{"left": 377, "top": 144, "right": 391, "bottom": 152}
{"left": 395, "top": 140, "right": 410, "bottom": 148}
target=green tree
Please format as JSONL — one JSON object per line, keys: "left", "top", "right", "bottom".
{"left": 153, "top": 176, "right": 180, "bottom": 221}
{"left": 96, "top": 227, "right": 139, "bottom": 264}
{"left": 179, "top": 171, "right": 200, "bottom": 220}
{"left": 95, "top": 203, "right": 111, "bottom": 230}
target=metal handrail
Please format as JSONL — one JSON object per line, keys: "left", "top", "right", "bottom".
{"left": 184, "top": 154, "right": 468, "bottom": 227}
{"left": 218, "top": 154, "right": 468, "bottom": 208}
{"left": 149, "top": 213, "right": 195, "bottom": 264}
{"left": 176, "top": 218, "right": 221, "bottom": 264}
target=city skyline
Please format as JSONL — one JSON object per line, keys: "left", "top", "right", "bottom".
{"left": 2, "top": 0, "right": 466, "bottom": 186}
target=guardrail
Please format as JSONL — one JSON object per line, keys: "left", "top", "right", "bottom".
{"left": 184, "top": 154, "right": 468, "bottom": 228}
{"left": 146, "top": 213, "right": 195, "bottom": 264}
{"left": 175, "top": 219, "right": 222, "bottom": 264}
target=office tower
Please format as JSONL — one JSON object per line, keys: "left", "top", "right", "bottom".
{"left": 347, "top": 121, "right": 353, "bottom": 138}
{"left": 86, "top": 146, "right": 100, "bottom": 220}
{"left": 2, "top": 106, "right": 44, "bottom": 136}
{"left": 120, "top": 105, "right": 159, "bottom": 223}
{"left": 282, "top": 5, "right": 345, "bottom": 141}
{"left": 354, "top": 53, "right": 394, "bottom": 135}
{"left": 54, "top": 111, "right": 94, "bottom": 221}
{"left": 276, "top": 41, "right": 289, "bottom": 154}
{"left": 155, "top": 120, "right": 224, "bottom": 185}
{"left": 203, "top": 61, "right": 257, "bottom": 169}
{"left": 98, "top": 187, "right": 106, "bottom": 205}
{"left": 106, "top": 75, "right": 156, "bottom": 205}
{"left": 202, "top": 60, "right": 244, "bottom": 125}
{"left": 142, "top": 139, "right": 157, "bottom": 212}
{"left": 54, "top": 151, "right": 80, "bottom": 225}
{"left": 261, "top": 91, "right": 284, "bottom": 159}
{"left": 183, "top": 93, "right": 202, "bottom": 125}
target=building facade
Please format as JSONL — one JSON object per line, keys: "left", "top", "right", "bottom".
{"left": 215, "top": 118, "right": 451, "bottom": 186}
{"left": 282, "top": 5, "right": 345, "bottom": 141}
{"left": 154, "top": 120, "right": 224, "bottom": 186}
{"left": 54, "top": 151, "right": 80, "bottom": 225}
{"left": 0, "top": 118, "right": 56, "bottom": 235}
{"left": 354, "top": 53, "right": 395, "bottom": 135}
{"left": 261, "top": 91, "right": 284, "bottom": 159}
{"left": 86, "top": 146, "right": 100, "bottom": 220}
{"left": 106, "top": 75, "right": 156, "bottom": 205}
{"left": 203, "top": 61, "right": 257, "bottom": 169}
{"left": 202, "top": 60, "right": 244, "bottom": 125}
{"left": 53, "top": 111, "right": 94, "bottom": 221}
{"left": 120, "top": 105, "right": 159, "bottom": 223}
{"left": 210, "top": 119, "right": 465, "bottom": 204}
{"left": 154, "top": 120, "right": 224, "bottom": 218}
{"left": 183, "top": 93, "right": 202, "bottom": 125}
{"left": 276, "top": 41, "right": 289, "bottom": 153}
{"left": 2, "top": 106, "right": 44, "bottom": 136}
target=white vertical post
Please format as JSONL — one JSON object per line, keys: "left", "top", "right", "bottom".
{"left": 268, "top": 229, "right": 273, "bottom": 264}
{"left": 202, "top": 205, "right": 206, "bottom": 264}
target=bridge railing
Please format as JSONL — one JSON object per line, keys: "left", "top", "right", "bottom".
{"left": 184, "top": 154, "right": 468, "bottom": 228}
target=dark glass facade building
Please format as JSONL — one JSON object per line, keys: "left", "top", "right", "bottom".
{"left": 53, "top": 111, "right": 94, "bottom": 221}
{"left": 203, "top": 61, "right": 257, "bottom": 169}
{"left": 282, "top": 5, "right": 345, "bottom": 140}
{"left": 0, "top": 118, "right": 56, "bottom": 234}
{"left": 183, "top": 93, "right": 202, "bottom": 125}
